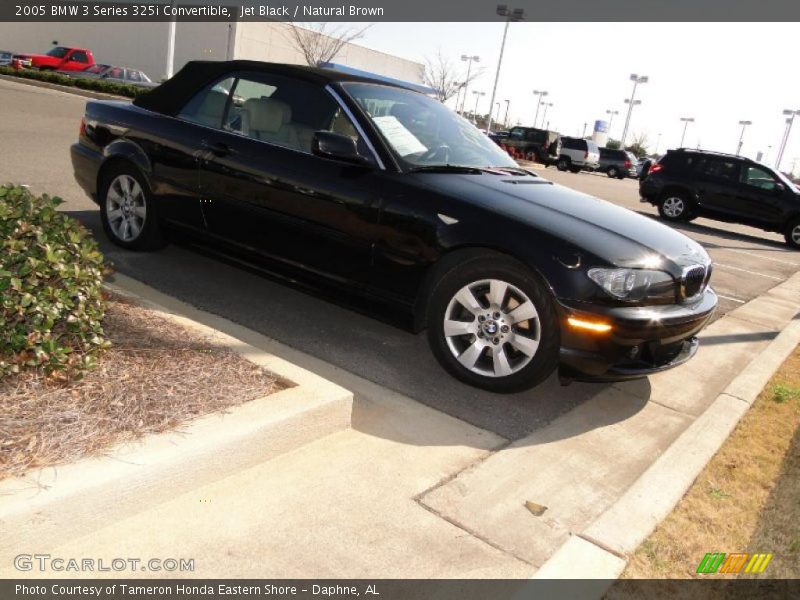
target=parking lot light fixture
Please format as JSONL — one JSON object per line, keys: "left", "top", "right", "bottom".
{"left": 486, "top": 4, "right": 525, "bottom": 133}
{"left": 679, "top": 117, "right": 695, "bottom": 148}
{"left": 620, "top": 74, "right": 648, "bottom": 149}
{"left": 736, "top": 120, "right": 752, "bottom": 156}
{"left": 533, "top": 90, "right": 548, "bottom": 127}
{"left": 605, "top": 109, "right": 619, "bottom": 137}
{"left": 472, "top": 90, "right": 486, "bottom": 123}
{"left": 775, "top": 109, "right": 799, "bottom": 170}
{"left": 460, "top": 54, "right": 480, "bottom": 114}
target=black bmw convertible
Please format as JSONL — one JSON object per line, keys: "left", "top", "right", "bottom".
{"left": 71, "top": 60, "right": 716, "bottom": 393}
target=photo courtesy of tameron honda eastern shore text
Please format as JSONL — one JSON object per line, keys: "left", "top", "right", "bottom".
{"left": 71, "top": 60, "right": 717, "bottom": 393}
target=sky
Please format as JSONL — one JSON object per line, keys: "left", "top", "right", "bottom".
{"left": 344, "top": 22, "right": 799, "bottom": 173}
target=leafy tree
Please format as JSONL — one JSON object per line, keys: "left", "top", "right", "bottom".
{"left": 605, "top": 139, "right": 621, "bottom": 150}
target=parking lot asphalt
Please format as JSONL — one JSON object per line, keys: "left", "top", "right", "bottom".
{"left": 2, "top": 77, "right": 799, "bottom": 441}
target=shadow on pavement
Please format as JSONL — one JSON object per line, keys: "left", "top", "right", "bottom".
{"left": 69, "top": 209, "right": 651, "bottom": 443}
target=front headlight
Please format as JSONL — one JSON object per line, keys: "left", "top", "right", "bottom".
{"left": 587, "top": 268, "right": 675, "bottom": 302}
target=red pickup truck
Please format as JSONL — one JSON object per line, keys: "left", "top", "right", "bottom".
{"left": 12, "top": 46, "right": 95, "bottom": 71}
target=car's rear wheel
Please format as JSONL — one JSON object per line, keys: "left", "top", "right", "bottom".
{"left": 99, "top": 166, "right": 165, "bottom": 251}
{"left": 785, "top": 218, "right": 800, "bottom": 249}
{"left": 426, "top": 254, "right": 560, "bottom": 393}
{"left": 607, "top": 166, "right": 619, "bottom": 178}
{"left": 569, "top": 166, "right": 582, "bottom": 174}
{"left": 557, "top": 157, "right": 570, "bottom": 172}
{"left": 658, "top": 192, "right": 690, "bottom": 222}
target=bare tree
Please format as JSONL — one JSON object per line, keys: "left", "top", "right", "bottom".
{"left": 287, "top": 23, "right": 372, "bottom": 67}
{"left": 423, "top": 50, "right": 482, "bottom": 104}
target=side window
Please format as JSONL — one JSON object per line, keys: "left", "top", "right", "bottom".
{"left": 107, "top": 67, "right": 124, "bottom": 79}
{"left": 741, "top": 165, "right": 779, "bottom": 191}
{"left": 178, "top": 76, "right": 237, "bottom": 129}
{"left": 70, "top": 51, "right": 89, "bottom": 63}
{"left": 699, "top": 158, "right": 740, "bottom": 183}
{"left": 509, "top": 128, "right": 524, "bottom": 140}
{"left": 127, "top": 70, "right": 142, "bottom": 82}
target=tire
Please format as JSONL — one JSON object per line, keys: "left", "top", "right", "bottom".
{"left": 569, "top": 166, "right": 582, "bottom": 174}
{"left": 607, "top": 166, "right": 618, "bottom": 178}
{"left": 556, "top": 157, "right": 570, "bottom": 172}
{"left": 99, "top": 164, "right": 166, "bottom": 251}
{"left": 525, "top": 150, "right": 536, "bottom": 162}
{"left": 657, "top": 192, "right": 691, "bottom": 222}
{"left": 785, "top": 218, "right": 800, "bottom": 249}
{"left": 426, "top": 253, "right": 560, "bottom": 393}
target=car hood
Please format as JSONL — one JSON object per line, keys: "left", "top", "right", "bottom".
{"left": 421, "top": 172, "right": 710, "bottom": 274}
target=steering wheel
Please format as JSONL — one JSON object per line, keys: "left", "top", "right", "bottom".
{"left": 418, "top": 144, "right": 451, "bottom": 164}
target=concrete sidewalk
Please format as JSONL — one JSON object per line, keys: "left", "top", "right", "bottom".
{"left": 2, "top": 273, "right": 799, "bottom": 579}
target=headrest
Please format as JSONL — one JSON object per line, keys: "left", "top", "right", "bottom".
{"left": 244, "top": 98, "right": 291, "bottom": 133}
{"left": 198, "top": 90, "right": 228, "bottom": 118}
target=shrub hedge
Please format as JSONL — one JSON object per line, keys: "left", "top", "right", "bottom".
{"left": 0, "top": 185, "right": 107, "bottom": 379}
{"left": 0, "top": 65, "right": 150, "bottom": 98}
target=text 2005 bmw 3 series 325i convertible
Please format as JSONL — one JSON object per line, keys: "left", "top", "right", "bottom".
{"left": 71, "top": 60, "right": 717, "bottom": 393}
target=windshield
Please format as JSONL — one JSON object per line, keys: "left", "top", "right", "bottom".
{"left": 775, "top": 169, "right": 799, "bottom": 194}
{"left": 342, "top": 82, "right": 516, "bottom": 170}
{"left": 46, "top": 46, "right": 69, "bottom": 58}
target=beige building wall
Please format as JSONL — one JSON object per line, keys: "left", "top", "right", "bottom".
{"left": 0, "top": 22, "right": 422, "bottom": 84}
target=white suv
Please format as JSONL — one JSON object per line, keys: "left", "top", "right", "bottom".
{"left": 557, "top": 137, "right": 601, "bottom": 173}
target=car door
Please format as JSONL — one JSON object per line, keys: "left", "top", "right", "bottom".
{"left": 196, "top": 71, "right": 382, "bottom": 286}
{"left": 734, "top": 164, "right": 788, "bottom": 227}
{"left": 694, "top": 157, "right": 744, "bottom": 219}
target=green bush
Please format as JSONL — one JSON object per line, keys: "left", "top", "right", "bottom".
{"left": 0, "top": 66, "right": 150, "bottom": 98}
{"left": 0, "top": 185, "right": 107, "bottom": 379}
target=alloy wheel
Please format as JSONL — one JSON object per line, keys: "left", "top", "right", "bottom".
{"left": 106, "top": 174, "right": 146, "bottom": 242}
{"left": 793, "top": 224, "right": 800, "bottom": 245}
{"left": 662, "top": 196, "right": 685, "bottom": 218}
{"left": 442, "top": 279, "right": 541, "bottom": 378}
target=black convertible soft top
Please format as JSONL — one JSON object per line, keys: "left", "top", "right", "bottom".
{"left": 133, "top": 60, "right": 402, "bottom": 116}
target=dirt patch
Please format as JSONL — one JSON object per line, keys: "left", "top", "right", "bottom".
{"left": 617, "top": 344, "right": 800, "bottom": 581}
{"left": 0, "top": 295, "right": 285, "bottom": 480}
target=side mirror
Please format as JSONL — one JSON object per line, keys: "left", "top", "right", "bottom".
{"left": 312, "top": 131, "right": 370, "bottom": 166}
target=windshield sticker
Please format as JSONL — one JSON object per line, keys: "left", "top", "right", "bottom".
{"left": 373, "top": 115, "right": 428, "bottom": 156}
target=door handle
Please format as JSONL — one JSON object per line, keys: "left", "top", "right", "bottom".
{"left": 200, "top": 139, "right": 236, "bottom": 157}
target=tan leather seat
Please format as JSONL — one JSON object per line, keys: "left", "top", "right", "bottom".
{"left": 194, "top": 89, "right": 228, "bottom": 127}
{"left": 242, "top": 97, "right": 312, "bottom": 152}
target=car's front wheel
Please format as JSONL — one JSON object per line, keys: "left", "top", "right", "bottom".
{"left": 785, "top": 218, "right": 800, "bottom": 249}
{"left": 426, "top": 254, "right": 560, "bottom": 393}
{"left": 607, "top": 166, "right": 619, "bottom": 178}
{"left": 99, "top": 165, "right": 165, "bottom": 251}
{"left": 557, "top": 157, "right": 570, "bottom": 171}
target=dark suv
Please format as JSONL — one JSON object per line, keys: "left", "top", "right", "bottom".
{"left": 503, "top": 126, "right": 561, "bottom": 164}
{"left": 599, "top": 148, "right": 638, "bottom": 179}
{"left": 641, "top": 149, "right": 800, "bottom": 248}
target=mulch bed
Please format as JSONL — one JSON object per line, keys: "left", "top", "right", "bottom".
{"left": 0, "top": 295, "right": 284, "bottom": 480}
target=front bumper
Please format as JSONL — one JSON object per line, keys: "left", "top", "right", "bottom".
{"left": 556, "top": 288, "right": 717, "bottom": 382}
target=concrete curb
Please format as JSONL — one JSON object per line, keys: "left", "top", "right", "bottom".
{"left": 0, "top": 273, "right": 353, "bottom": 553}
{"left": 0, "top": 73, "right": 131, "bottom": 101}
{"left": 532, "top": 275, "right": 800, "bottom": 587}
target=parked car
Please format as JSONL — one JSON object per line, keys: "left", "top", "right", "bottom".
{"left": 71, "top": 60, "right": 717, "bottom": 392}
{"left": 641, "top": 148, "right": 800, "bottom": 248}
{"left": 488, "top": 130, "right": 509, "bottom": 145}
{"left": 0, "top": 50, "right": 13, "bottom": 66}
{"left": 598, "top": 148, "right": 638, "bottom": 179}
{"left": 13, "top": 46, "right": 94, "bottom": 72}
{"left": 557, "top": 137, "right": 600, "bottom": 173}
{"left": 57, "top": 64, "right": 158, "bottom": 88}
{"left": 502, "top": 126, "right": 561, "bottom": 164}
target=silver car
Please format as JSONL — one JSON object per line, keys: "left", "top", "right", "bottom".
{"left": 56, "top": 64, "right": 158, "bottom": 88}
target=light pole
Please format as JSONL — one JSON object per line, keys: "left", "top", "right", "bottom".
{"left": 605, "top": 109, "right": 619, "bottom": 138}
{"left": 453, "top": 82, "right": 465, "bottom": 114}
{"left": 494, "top": 102, "right": 501, "bottom": 129}
{"left": 486, "top": 4, "right": 525, "bottom": 133}
{"left": 503, "top": 99, "right": 510, "bottom": 128}
{"left": 460, "top": 55, "right": 480, "bottom": 114}
{"left": 165, "top": 1, "right": 178, "bottom": 79}
{"left": 775, "top": 109, "right": 799, "bottom": 171}
{"left": 541, "top": 102, "right": 553, "bottom": 128}
{"left": 679, "top": 117, "right": 694, "bottom": 148}
{"left": 654, "top": 132, "right": 662, "bottom": 155}
{"left": 736, "top": 120, "right": 752, "bottom": 156}
{"left": 533, "top": 90, "right": 548, "bottom": 128}
{"left": 472, "top": 90, "right": 485, "bottom": 124}
{"left": 620, "top": 74, "right": 648, "bottom": 149}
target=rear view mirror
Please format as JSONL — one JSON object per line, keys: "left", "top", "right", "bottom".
{"left": 312, "top": 131, "right": 370, "bottom": 166}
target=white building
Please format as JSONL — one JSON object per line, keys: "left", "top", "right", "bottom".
{"left": 0, "top": 21, "right": 424, "bottom": 85}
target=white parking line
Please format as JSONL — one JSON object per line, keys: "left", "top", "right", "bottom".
{"left": 715, "top": 293, "right": 747, "bottom": 304}
{"left": 713, "top": 262, "right": 784, "bottom": 281}
{"left": 723, "top": 247, "right": 800, "bottom": 267}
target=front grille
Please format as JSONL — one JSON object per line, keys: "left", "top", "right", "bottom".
{"left": 682, "top": 265, "right": 708, "bottom": 300}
